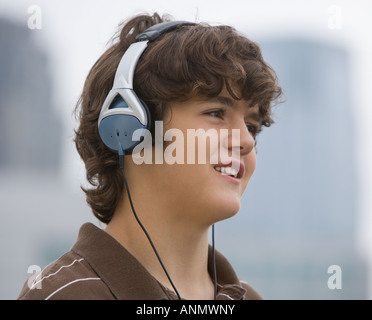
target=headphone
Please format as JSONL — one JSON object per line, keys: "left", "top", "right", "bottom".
{"left": 97, "top": 21, "right": 196, "bottom": 154}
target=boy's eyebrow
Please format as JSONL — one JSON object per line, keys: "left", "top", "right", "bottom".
{"left": 210, "top": 96, "right": 235, "bottom": 108}
{"left": 247, "top": 111, "right": 262, "bottom": 123}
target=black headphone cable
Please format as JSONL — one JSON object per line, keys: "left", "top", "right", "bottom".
{"left": 119, "top": 146, "right": 181, "bottom": 300}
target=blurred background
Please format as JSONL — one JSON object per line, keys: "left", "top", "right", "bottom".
{"left": 1, "top": 0, "right": 371, "bottom": 299}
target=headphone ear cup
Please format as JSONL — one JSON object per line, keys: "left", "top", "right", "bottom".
{"left": 98, "top": 95, "right": 150, "bottom": 153}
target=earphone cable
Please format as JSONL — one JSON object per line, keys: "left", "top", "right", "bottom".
{"left": 118, "top": 149, "right": 182, "bottom": 300}
{"left": 212, "top": 224, "right": 217, "bottom": 300}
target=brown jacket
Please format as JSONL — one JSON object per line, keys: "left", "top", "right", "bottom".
{"left": 18, "top": 223, "right": 262, "bottom": 300}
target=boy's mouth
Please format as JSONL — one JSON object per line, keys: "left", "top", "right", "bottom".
{"left": 213, "top": 161, "right": 244, "bottom": 179}
{"left": 214, "top": 166, "right": 239, "bottom": 178}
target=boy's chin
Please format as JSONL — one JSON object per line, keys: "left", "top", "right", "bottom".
{"left": 209, "top": 198, "right": 241, "bottom": 223}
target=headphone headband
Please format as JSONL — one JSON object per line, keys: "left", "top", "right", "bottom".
{"left": 135, "top": 20, "right": 196, "bottom": 42}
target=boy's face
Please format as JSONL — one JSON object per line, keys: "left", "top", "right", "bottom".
{"left": 133, "top": 90, "right": 260, "bottom": 226}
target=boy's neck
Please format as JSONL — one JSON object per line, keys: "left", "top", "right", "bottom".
{"left": 105, "top": 195, "right": 215, "bottom": 300}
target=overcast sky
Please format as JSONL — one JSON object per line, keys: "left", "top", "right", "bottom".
{"left": 1, "top": 0, "right": 372, "bottom": 256}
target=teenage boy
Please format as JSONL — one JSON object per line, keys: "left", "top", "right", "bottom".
{"left": 18, "top": 12, "right": 282, "bottom": 300}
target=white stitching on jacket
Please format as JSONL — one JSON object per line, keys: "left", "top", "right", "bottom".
{"left": 30, "top": 258, "right": 84, "bottom": 289}
{"left": 45, "top": 277, "right": 101, "bottom": 300}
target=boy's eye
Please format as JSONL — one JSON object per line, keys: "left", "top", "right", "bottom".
{"left": 246, "top": 125, "right": 257, "bottom": 135}
{"left": 205, "top": 109, "right": 262, "bottom": 141}
{"left": 206, "top": 109, "right": 225, "bottom": 119}
{"left": 246, "top": 124, "right": 262, "bottom": 139}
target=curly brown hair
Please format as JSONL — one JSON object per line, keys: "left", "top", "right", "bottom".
{"left": 74, "top": 12, "right": 282, "bottom": 224}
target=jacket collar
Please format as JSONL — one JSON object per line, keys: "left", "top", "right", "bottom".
{"left": 72, "top": 223, "right": 246, "bottom": 300}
